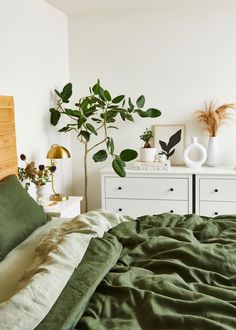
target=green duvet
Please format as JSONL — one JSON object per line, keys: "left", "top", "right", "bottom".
{"left": 37, "top": 213, "right": 236, "bottom": 330}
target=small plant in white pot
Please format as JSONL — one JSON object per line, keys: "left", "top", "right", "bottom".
{"left": 139, "top": 128, "right": 156, "bottom": 162}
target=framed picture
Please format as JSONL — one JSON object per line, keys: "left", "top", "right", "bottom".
{"left": 153, "top": 124, "right": 185, "bottom": 165}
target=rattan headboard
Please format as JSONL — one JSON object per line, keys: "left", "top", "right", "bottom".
{"left": 0, "top": 96, "right": 18, "bottom": 181}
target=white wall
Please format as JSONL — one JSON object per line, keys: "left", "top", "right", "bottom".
{"left": 68, "top": 2, "right": 236, "bottom": 211}
{"left": 0, "top": 0, "right": 72, "bottom": 196}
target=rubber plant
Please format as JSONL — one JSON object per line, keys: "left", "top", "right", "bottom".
{"left": 50, "top": 80, "right": 161, "bottom": 211}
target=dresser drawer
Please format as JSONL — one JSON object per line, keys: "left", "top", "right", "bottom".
{"left": 199, "top": 201, "right": 236, "bottom": 217}
{"left": 105, "top": 198, "right": 189, "bottom": 217}
{"left": 105, "top": 177, "right": 189, "bottom": 200}
{"left": 199, "top": 178, "right": 236, "bottom": 202}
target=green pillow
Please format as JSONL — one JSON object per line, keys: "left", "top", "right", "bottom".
{"left": 0, "top": 174, "right": 51, "bottom": 261}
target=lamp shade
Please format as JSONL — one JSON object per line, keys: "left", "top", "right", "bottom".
{"left": 46, "top": 144, "right": 70, "bottom": 159}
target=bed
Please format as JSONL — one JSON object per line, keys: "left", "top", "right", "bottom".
{"left": 1, "top": 96, "right": 236, "bottom": 330}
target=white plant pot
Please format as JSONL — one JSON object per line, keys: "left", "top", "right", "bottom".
{"left": 140, "top": 147, "right": 156, "bottom": 162}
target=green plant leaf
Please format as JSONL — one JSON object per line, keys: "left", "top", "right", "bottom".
{"left": 54, "top": 89, "right": 61, "bottom": 98}
{"left": 80, "top": 99, "right": 89, "bottom": 111}
{"left": 112, "top": 157, "right": 126, "bottom": 177}
{"left": 92, "top": 81, "right": 100, "bottom": 95}
{"left": 145, "top": 108, "right": 162, "bottom": 118}
{"left": 107, "top": 125, "right": 118, "bottom": 129}
{"left": 104, "top": 90, "right": 111, "bottom": 101}
{"left": 136, "top": 95, "right": 145, "bottom": 108}
{"left": 136, "top": 110, "right": 149, "bottom": 118}
{"left": 50, "top": 108, "right": 61, "bottom": 126}
{"left": 91, "top": 117, "right": 102, "bottom": 123}
{"left": 112, "top": 95, "right": 125, "bottom": 104}
{"left": 93, "top": 149, "right": 107, "bottom": 162}
{"left": 107, "top": 137, "right": 114, "bottom": 154}
{"left": 61, "top": 83, "right": 72, "bottom": 102}
{"left": 59, "top": 126, "right": 70, "bottom": 132}
{"left": 120, "top": 149, "right": 138, "bottom": 162}
{"left": 128, "top": 98, "right": 134, "bottom": 111}
{"left": 80, "top": 130, "right": 90, "bottom": 142}
{"left": 86, "top": 123, "right": 97, "bottom": 135}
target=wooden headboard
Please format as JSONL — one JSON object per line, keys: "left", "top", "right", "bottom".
{"left": 0, "top": 96, "right": 18, "bottom": 181}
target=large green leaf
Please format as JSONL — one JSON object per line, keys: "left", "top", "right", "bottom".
{"left": 50, "top": 108, "right": 61, "bottom": 126}
{"left": 112, "top": 158, "right": 126, "bottom": 177}
{"left": 145, "top": 108, "right": 161, "bottom": 118}
{"left": 61, "top": 83, "right": 72, "bottom": 102}
{"left": 136, "top": 95, "right": 145, "bottom": 108}
{"left": 80, "top": 130, "right": 90, "bottom": 142}
{"left": 86, "top": 123, "right": 97, "bottom": 135}
{"left": 120, "top": 149, "right": 138, "bottom": 162}
{"left": 112, "top": 95, "right": 125, "bottom": 104}
{"left": 92, "top": 81, "right": 100, "bottom": 95}
{"left": 104, "top": 90, "right": 111, "bottom": 101}
{"left": 93, "top": 150, "right": 107, "bottom": 162}
{"left": 65, "top": 109, "right": 81, "bottom": 118}
{"left": 80, "top": 99, "right": 89, "bottom": 111}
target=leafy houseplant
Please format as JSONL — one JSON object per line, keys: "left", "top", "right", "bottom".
{"left": 140, "top": 128, "right": 153, "bottom": 148}
{"left": 159, "top": 129, "right": 182, "bottom": 160}
{"left": 49, "top": 80, "right": 161, "bottom": 211}
{"left": 139, "top": 128, "right": 156, "bottom": 162}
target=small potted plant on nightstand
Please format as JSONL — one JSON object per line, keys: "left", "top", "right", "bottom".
{"left": 139, "top": 128, "right": 156, "bottom": 162}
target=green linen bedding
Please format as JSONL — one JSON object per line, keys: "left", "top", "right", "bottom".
{"left": 37, "top": 213, "right": 236, "bottom": 330}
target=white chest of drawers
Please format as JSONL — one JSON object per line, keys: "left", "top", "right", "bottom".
{"left": 101, "top": 167, "right": 192, "bottom": 217}
{"left": 101, "top": 166, "right": 236, "bottom": 217}
{"left": 195, "top": 167, "right": 236, "bottom": 217}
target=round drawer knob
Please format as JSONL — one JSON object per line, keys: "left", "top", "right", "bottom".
{"left": 118, "top": 187, "right": 122, "bottom": 190}
{"left": 214, "top": 189, "right": 218, "bottom": 193}
{"left": 214, "top": 212, "right": 218, "bottom": 215}
{"left": 118, "top": 208, "right": 122, "bottom": 212}
{"left": 170, "top": 210, "right": 174, "bottom": 213}
{"left": 170, "top": 188, "right": 174, "bottom": 192}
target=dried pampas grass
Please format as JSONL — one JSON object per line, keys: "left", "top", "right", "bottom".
{"left": 196, "top": 101, "right": 236, "bottom": 137}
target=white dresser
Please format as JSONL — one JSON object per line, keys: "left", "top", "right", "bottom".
{"left": 101, "top": 166, "right": 236, "bottom": 217}
{"left": 101, "top": 167, "right": 193, "bottom": 217}
{"left": 195, "top": 167, "right": 236, "bottom": 217}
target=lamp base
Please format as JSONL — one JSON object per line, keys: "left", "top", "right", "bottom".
{"left": 50, "top": 193, "right": 69, "bottom": 202}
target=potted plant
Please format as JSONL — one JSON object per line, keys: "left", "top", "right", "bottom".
{"left": 18, "top": 154, "right": 56, "bottom": 203}
{"left": 139, "top": 128, "right": 156, "bottom": 162}
{"left": 49, "top": 80, "right": 161, "bottom": 211}
{"left": 196, "top": 101, "right": 236, "bottom": 166}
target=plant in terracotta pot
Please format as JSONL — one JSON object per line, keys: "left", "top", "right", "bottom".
{"left": 196, "top": 101, "right": 236, "bottom": 166}
{"left": 139, "top": 128, "right": 156, "bottom": 162}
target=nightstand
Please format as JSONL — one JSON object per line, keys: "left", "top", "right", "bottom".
{"left": 43, "top": 196, "right": 83, "bottom": 218}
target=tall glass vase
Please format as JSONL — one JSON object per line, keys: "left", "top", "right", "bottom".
{"left": 206, "top": 136, "right": 219, "bottom": 167}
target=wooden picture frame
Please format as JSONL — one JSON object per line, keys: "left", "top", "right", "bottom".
{"left": 153, "top": 124, "right": 185, "bottom": 165}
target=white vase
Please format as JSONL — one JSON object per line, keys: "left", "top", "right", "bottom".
{"left": 183, "top": 137, "right": 207, "bottom": 169}
{"left": 206, "top": 136, "right": 219, "bottom": 167}
{"left": 36, "top": 185, "right": 50, "bottom": 204}
{"left": 140, "top": 147, "right": 156, "bottom": 162}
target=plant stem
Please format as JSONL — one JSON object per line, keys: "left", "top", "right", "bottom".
{"left": 84, "top": 142, "right": 88, "bottom": 212}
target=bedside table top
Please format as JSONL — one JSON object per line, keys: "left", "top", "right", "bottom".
{"left": 43, "top": 196, "right": 83, "bottom": 216}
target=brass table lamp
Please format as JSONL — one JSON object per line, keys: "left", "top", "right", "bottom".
{"left": 46, "top": 144, "right": 71, "bottom": 201}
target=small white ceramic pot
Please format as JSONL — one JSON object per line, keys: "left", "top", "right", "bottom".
{"left": 140, "top": 147, "right": 156, "bottom": 162}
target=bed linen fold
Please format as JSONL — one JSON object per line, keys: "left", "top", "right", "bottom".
{"left": 0, "top": 210, "right": 131, "bottom": 330}
{"left": 38, "top": 213, "right": 236, "bottom": 330}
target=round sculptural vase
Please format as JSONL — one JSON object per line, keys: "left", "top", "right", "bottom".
{"left": 36, "top": 185, "right": 49, "bottom": 204}
{"left": 206, "top": 136, "right": 219, "bottom": 167}
{"left": 183, "top": 137, "right": 207, "bottom": 169}
{"left": 140, "top": 147, "right": 156, "bottom": 162}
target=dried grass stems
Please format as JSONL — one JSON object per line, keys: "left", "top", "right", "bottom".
{"left": 196, "top": 101, "right": 236, "bottom": 137}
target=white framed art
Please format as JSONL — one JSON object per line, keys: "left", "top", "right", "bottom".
{"left": 153, "top": 124, "right": 185, "bottom": 165}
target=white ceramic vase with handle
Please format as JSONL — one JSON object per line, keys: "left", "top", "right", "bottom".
{"left": 206, "top": 136, "right": 219, "bottom": 167}
{"left": 183, "top": 137, "right": 207, "bottom": 169}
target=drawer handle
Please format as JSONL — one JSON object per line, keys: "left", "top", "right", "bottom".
{"left": 170, "top": 210, "right": 174, "bottom": 213}
{"left": 170, "top": 188, "right": 174, "bottom": 192}
{"left": 118, "top": 208, "right": 122, "bottom": 212}
{"left": 214, "top": 189, "right": 218, "bottom": 193}
{"left": 214, "top": 212, "right": 218, "bottom": 216}
{"left": 118, "top": 187, "right": 122, "bottom": 190}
